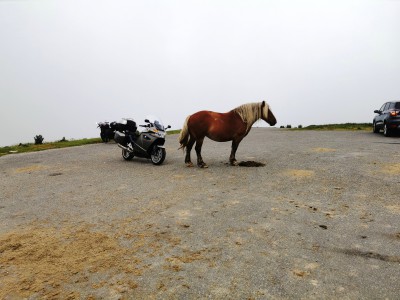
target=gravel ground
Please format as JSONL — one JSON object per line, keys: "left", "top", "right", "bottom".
{"left": 0, "top": 128, "right": 399, "bottom": 299}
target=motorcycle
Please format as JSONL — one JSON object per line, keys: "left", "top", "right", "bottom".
{"left": 114, "top": 116, "right": 171, "bottom": 165}
{"left": 96, "top": 121, "right": 115, "bottom": 143}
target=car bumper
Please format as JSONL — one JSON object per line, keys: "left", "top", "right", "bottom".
{"left": 387, "top": 119, "right": 400, "bottom": 129}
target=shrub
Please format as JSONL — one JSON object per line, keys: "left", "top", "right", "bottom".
{"left": 286, "top": 125, "right": 292, "bottom": 129}
{"left": 34, "top": 135, "right": 44, "bottom": 145}
{"left": 298, "top": 125, "right": 303, "bottom": 129}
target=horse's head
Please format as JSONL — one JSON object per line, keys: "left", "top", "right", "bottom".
{"left": 261, "top": 101, "right": 277, "bottom": 126}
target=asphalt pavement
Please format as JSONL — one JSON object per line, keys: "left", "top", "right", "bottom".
{"left": 0, "top": 128, "right": 399, "bottom": 299}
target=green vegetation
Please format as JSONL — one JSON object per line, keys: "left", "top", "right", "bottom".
{"left": 34, "top": 134, "right": 44, "bottom": 145}
{"left": 167, "top": 129, "right": 181, "bottom": 135}
{"left": 292, "top": 123, "right": 372, "bottom": 131}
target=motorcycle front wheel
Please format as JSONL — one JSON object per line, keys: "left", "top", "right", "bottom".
{"left": 151, "top": 146, "right": 166, "bottom": 165}
{"left": 122, "top": 149, "right": 134, "bottom": 161}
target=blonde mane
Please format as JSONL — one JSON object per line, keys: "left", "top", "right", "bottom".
{"left": 233, "top": 102, "right": 268, "bottom": 131}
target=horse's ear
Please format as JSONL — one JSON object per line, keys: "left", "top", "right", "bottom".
{"left": 261, "top": 100, "right": 265, "bottom": 107}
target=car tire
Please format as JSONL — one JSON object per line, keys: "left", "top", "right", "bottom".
{"left": 373, "top": 122, "right": 380, "bottom": 133}
{"left": 383, "top": 123, "right": 391, "bottom": 137}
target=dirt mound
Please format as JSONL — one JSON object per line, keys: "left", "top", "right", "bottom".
{"left": 238, "top": 161, "right": 266, "bottom": 167}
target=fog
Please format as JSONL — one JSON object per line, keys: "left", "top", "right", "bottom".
{"left": 1, "top": 0, "right": 399, "bottom": 146}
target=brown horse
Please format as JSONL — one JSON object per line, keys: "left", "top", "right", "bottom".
{"left": 178, "top": 101, "right": 277, "bottom": 167}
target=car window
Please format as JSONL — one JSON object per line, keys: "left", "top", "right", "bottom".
{"left": 395, "top": 102, "right": 400, "bottom": 109}
{"left": 383, "top": 103, "right": 390, "bottom": 111}
{"left": 380, "top": 103, "right": 387, "bottom": 111}
{"left": 388, "top": 103, "right": 395, "bottom": 109}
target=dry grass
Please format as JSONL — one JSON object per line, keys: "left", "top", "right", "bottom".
{"left": 283, "top": 169, "right": 315, "bottom": 178}
{"left": 381, "top": 163, "right": 400, "bottom": 175}
{"left": 312, "top": 148, "right": 336, "bottom": 153}
{"left": 0, "top": 225, "right": 142, "bottom": 298}
{"left": 0, "top": 220, "right": 183, "bottom": 299}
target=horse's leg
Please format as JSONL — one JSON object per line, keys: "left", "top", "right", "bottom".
{"left": 195, "top": 138, "right": 208, "bottom": 168}
{"left": 229, "top": 139, "right": 242, "bottom": 166}
{"left": 185, "top": 136, "right": 196, "bottom": 167}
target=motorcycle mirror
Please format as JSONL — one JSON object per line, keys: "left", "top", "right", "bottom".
{"left": 145, "top": 119, "right": 150, "bottom": 123}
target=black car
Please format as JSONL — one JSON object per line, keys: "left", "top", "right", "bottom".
{"left": 373, "top": 101, "right": 400, "bottom": 136}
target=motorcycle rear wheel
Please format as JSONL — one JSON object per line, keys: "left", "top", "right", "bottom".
{"left": 151, "top": 147, "right": 166, "bottom": 165}
{"left": 122, "top": 149, "right": 134, "bottom": 161}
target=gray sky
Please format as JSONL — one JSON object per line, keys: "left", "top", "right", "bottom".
{"left": 1, "top": 0, "right": 399, "bottom": 146}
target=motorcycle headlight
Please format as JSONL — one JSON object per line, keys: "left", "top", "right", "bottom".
{"left": 150, "top": 132, "right": 164, "bottom": 138}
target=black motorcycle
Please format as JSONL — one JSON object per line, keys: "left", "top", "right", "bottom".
{"left": 114, "top": 117, "right": 171, "bottom": 165}
{"left": 97, "top": 122, "right": 115, "bottom": 143}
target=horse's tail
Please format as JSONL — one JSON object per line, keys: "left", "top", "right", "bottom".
{"left": 178, "top": 115, "right": 191, "bottom": 151}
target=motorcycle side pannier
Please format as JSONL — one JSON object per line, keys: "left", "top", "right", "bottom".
{"left": 114, "top": 131, "right": 127, "bottom": 145}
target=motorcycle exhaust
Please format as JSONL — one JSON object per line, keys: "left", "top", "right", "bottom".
{"left": 117, "top": 143, "right": 133, "bottom": 153}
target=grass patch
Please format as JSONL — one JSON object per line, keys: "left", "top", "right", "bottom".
{"left": 0, "top": 138, "right": 102, "bottom": 157}
{"left": 293, "top": 123, "right": 372, "bottom": 131}
{"left": 167, "top": 129, "right": 181, "bottom": 135}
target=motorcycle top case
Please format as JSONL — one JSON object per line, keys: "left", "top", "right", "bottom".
{"left": 114, "top": 131, "right": 127, "bottom": 145}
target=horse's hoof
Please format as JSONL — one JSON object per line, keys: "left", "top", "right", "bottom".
{"left": 186, "top": 162, "right": 194, "bottom": 167}
{"left": 230, "top": 160, "right": 238, "bottom": 166}
{"left": 199, "top": 163, "right": 208, "bottom": 168}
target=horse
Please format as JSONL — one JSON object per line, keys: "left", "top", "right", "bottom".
{"left": 178, "top": 101, "right": 277, "bottom": 168}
